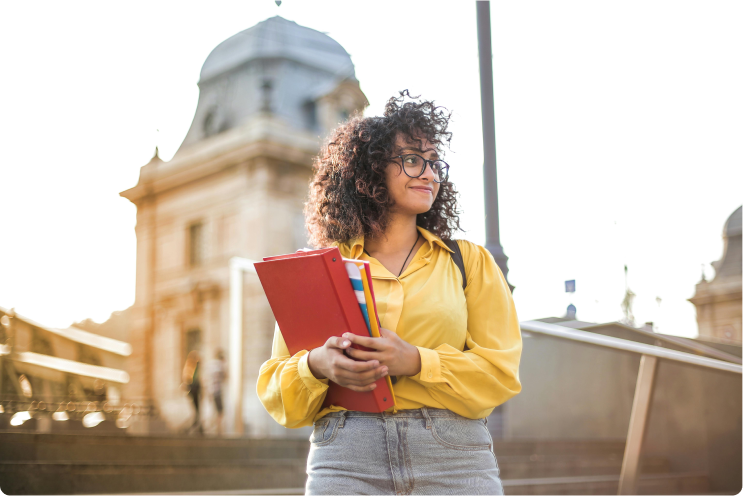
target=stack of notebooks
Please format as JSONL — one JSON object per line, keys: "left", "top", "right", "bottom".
{"left": 254, "top": 247, "right": 396, "bottom": 412}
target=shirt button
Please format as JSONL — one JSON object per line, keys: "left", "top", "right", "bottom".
{"left": 427, "top": 372, "right": 432, "bottom": 379}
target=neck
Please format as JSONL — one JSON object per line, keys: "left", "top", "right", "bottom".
{"left": 365, "top": 212, "right": 419, "bottom": 255}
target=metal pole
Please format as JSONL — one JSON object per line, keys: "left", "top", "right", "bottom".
{"left": 618, "top": 354, "right": 658, "bottom": 494}
{"left": 476, "top": 1, "right": 513, "bottom": 291}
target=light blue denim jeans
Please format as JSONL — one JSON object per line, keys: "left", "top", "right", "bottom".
{"left": 306, "top": 407, "right": 503, "bottom": 495}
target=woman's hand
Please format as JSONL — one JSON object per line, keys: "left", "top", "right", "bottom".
{"left": 307, "top": 336, "right": 389, "bottom": 392}
{"left": 344, "top": 328, "right": 422, "bottom": 377}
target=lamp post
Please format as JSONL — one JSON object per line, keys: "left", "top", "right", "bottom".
{"left": 476, "top": 1, "right": 513, "bottom": 291}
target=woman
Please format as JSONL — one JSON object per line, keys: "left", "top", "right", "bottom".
{"left": 182, "top": 350, "right": 202, "bottom": 434}
{"left": 257, "top": 91, "right": 522, "bottom": 495}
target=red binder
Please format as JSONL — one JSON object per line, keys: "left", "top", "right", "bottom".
{"left": 254, "top": 247, "right": 395, "bottom": 413}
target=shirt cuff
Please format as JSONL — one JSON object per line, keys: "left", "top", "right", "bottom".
{"left": 411, "top": 346, "right": 443, "bottom": 385}
{"left": 297, "top": 352, "right": 330, "bottom": 394}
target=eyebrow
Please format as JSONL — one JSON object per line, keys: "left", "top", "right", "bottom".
{"left": 400, "top": 146, "right": 440, "bottom": 159}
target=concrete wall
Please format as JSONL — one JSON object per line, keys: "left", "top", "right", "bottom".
{"left": 507, "top": 330, "right": 742, "bottom": 492}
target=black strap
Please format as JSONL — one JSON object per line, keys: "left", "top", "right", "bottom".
{"left": 443, "top": 239, "right": 467, "bottom": 291}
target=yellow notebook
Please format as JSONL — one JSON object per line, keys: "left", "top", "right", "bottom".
{"left": 354, "top": 261, "right": 397, "bottom": 407}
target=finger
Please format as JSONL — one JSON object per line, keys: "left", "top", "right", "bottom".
{"left": 343, "top": 332, "right": 385, "bottom": 350}
{"left": 379, "top": 328, "right": 395, "bottom": 338}
{"left": 345, "top": 347, "right": 382, "bottom": 362}
{"left": 334, "top": 355, "right": 380, "bottom": 373}
{"left": 336, "top": 366, "right": 388, "bottom": 385}
{"left": 325, "top": 336, "right": 351, "bottom": 350}
{"left": 345, "top": 383, "right": 377, "bottom": 392}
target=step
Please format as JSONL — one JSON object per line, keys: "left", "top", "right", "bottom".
{"left": 0, "top": 460, "right": 308, "bottom": 495}
{"left": 0, "top": 431, "right": 309, "bottom": 463}
{"left": 493, "top": 438, "right": 626, "bottom": 457}
{"left": 497, "top": 453, "right": 670, "bottom": 479}
{"left": 502, "top": 472, "right": 711, "bottom": 495}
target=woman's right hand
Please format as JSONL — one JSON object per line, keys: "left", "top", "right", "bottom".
{"left": 307, "top": 336, "right": 389, "bottom": 392}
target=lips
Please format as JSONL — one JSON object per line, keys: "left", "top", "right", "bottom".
{"left": 410, "top": 186, "right": 433, "bottom": 193}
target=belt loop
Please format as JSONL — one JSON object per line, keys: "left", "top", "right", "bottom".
{"left": 421, "top": 406, "right": 432, "bottom": 430}
{"left": 338, "top": 410, "right": 347, "bottom": 428}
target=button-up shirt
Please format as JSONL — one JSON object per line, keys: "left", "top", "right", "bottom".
{"left": 257, "top": 227, "right": 522, "bottom": 428}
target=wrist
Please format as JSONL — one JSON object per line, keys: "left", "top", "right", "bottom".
{"left": 307, "top": 348, "right": 327, "bottom": 380}
{"left": 405, "top": 344, "right": 422, "bottom": 377}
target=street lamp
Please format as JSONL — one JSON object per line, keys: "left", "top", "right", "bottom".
{"left": 476, "top": 1, "right": 513, "bottom": 292}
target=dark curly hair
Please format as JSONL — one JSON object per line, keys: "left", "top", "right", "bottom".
{"left": 305, "top": 90, "right": 462, "bottom": 248}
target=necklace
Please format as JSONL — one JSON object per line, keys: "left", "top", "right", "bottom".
{"left": 364, "top": 232, "right": 421, "bottom": 277}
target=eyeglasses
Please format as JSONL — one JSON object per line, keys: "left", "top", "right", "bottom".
{"left": 393, "top": 154, "right": 450, "bottom": 183}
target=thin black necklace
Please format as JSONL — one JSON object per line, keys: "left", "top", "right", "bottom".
{"left": 364, "top": 232, "right": 421, "bottom": 277}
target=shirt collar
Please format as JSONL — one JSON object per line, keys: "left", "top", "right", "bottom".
{"left": 337, "top": 226, "right": 453, "bottom": 259}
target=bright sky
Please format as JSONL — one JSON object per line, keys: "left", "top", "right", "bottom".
{"left": 1, "top": 1, "right": 741, "bottom": 338}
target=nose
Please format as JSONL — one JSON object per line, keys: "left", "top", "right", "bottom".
{"left": 419, "top": 161, "right": 435, "bottom": 182}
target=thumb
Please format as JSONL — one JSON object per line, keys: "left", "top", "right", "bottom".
{"left": 379, "top": 327, "right": 394, "bottom": 338}
{"left": 326, "top": 335, "right": 351, "bottom": 349}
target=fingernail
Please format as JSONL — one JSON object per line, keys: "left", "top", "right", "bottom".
{"left": 370, "top": 384, "right": 377, "bottom": 390}
{"left": 343, "top": 340, "right": 350, "bottom": 346}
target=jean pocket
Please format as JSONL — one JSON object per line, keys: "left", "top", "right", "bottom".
{"left": 430, "top": 417, "right": 492, "bottom": 451}
{"left": 310, "top": 417, "right": 340, "bottom": 446}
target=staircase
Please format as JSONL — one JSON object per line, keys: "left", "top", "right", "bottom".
{"left": 493, "top": 439, "right": 711, "bottom": 495}
{"left": 0, "top": 432, "right": 718, "bottom": 495}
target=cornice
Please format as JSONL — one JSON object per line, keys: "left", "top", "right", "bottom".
{"left": 121, "top": 115, "right": 320, "bottom": 204}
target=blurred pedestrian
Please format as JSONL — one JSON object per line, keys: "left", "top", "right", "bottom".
{"left": 181, "top": 350, "right": 202, "bottom": 434}
{"left": 204, "top": 348, "right": 227, "bottom": 436}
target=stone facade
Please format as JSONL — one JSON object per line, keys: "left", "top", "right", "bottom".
{"left": 689, "top": 206, "right": 742, "bottom": 344}
{"left": 120, "top": 16, "right": 367, "bottom": 436}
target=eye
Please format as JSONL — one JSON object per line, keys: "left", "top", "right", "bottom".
{"left": 403, "top": 155, "right": 419, "bottom": 165}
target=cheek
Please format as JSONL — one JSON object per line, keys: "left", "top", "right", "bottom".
{"left": 432, "top": 184, "right": 441, "bottom": 202}
{"left": 385, "top": 166, "right": 406, "bottom": 196}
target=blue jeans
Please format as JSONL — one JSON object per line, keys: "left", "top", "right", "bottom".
{"left": 306, "top": 407, "right": 503, "bottom": 495}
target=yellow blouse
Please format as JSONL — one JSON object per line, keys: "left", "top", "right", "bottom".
{"left": 257, "top": 227, "right": 522, "bottom": 428}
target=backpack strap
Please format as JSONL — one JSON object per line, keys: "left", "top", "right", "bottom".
{"left": 443, "top": 239, "right": 467, "bottom": 291}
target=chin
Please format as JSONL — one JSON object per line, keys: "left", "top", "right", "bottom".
{"left": 407, "top": 201, "right": 435, "bottom": 214}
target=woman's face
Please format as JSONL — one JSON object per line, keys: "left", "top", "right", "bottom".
{"left": 384, "top": 133, "right": 441, "bottom": 216}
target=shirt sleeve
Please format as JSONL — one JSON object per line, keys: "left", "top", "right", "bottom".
{"left": 408, "top": 241, "right": 522, "bottom": 419}
{"left": 256, "top": 323, "right": 330, "bottom": 428}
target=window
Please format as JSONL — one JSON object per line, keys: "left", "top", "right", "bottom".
{"left": 184, "top": 328, "right": 201, "bottom": 364}
{"left": 188, "top": 223, "right": 204, "bottom": 267}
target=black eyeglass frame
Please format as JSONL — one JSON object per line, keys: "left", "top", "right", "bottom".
{"left": 392, "top": 154, "right": 450, "bottom": 183}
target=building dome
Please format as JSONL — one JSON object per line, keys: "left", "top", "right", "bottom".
{"left": 175, "top": 16, "right": 365, "bottom": 156}
{"left": 723, "top": 206, "right": 742, "bottom": 238}
{"left": 200, "top": 16, "right": 355, "bottom": 82}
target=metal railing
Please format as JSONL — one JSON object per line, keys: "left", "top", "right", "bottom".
{"left": 520, "top": 320, "right": 742, "bottom": 495}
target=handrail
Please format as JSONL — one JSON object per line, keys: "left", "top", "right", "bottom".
{"left": 520, "top": 320, "right": 742, "bottom": 375}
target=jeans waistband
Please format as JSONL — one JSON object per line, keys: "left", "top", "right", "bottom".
{"left": 323, "top": 407, "right": 471, "bottom": 420}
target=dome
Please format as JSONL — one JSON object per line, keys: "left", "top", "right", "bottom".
{"left": 723, "top": 206, "right": 742, "bottom": 238}
{"left": 174, "top": 16, "right": 366, "bottom": 156}
{"left": 200, "top": 16, "right": 355, "bottom": 82}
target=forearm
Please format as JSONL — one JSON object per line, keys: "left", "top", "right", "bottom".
{"left": 257, "top": 351, "right": 329, "bottom": 429}
{"left": 409, "top": 343, "right": 521, "bottom": 418}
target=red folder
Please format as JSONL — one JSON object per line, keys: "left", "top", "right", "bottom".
{"left": 254, "top": 247, "right": 395, "bottom": 413}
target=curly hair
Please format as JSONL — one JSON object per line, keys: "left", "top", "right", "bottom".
{"left": 305, "top": 90, "right": 462, "bottom": 248}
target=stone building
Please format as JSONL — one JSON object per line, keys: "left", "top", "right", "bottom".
{"left": 689, "top": 206, "right": 742, "bottom": 344}
{"left": 120, "top": 16, "right": 367, "bottom": 435}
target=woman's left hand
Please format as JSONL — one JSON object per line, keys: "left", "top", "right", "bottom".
{"left": 343, "top": 328, "right": 422, "bottom": 377}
